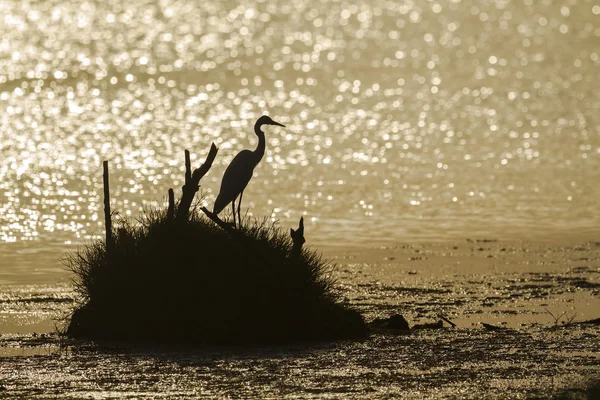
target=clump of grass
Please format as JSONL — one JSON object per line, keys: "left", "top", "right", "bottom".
{"left": 64, "top": 208, "right": 366, "bottom": 345}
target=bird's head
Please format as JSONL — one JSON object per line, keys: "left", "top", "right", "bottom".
{"left": 256, "top": 115, "right": 286, "bottom": 128}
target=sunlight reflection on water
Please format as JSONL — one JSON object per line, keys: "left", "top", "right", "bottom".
{"left": 2, "top": 239, "right": 600, "bottom": 399}
{"left": 0, "top": 0, "right": 599, "bottom": 251}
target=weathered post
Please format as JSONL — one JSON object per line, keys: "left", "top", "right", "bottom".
{"left": 167, "top": 188, "right": 175, "bottom": 220}
{"left": 103, "top": 161, "right": 112, "bottom": 255}
{"left": 290, "top": 217, "right": 305, "bottom": 258}
{"left": 184, "top": 150, "right": 192, "bottom": 185}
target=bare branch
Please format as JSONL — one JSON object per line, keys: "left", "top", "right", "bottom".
{"left": 200, "top": 206, "right": 236, "bottom": 233}
{"left": 177, "top": 143, "right": 219, "bottom": 221}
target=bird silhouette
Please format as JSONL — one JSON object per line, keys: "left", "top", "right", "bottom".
{"left": 213, "top": 115, "right": 285, "bottom": 228}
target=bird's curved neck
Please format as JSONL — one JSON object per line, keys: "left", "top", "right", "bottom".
{"left": 253, "top": 123, "right": 266, "bottom": 160}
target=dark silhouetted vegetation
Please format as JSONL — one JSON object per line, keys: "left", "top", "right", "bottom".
{"left": 65, "top": 208, "right": 366, "bottom": 345}
{"left": 543, "top": 378, "right": 600, "bottom": 400}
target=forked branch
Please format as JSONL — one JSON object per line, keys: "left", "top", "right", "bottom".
{"left": 177, "top": 143, "right": 219, "bottom": 221}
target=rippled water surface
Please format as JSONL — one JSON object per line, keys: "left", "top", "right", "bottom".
{"left": 0, "top": 1, "right": 600, "bottom": 396}
{"left": 1, "top": 240, "right": 599, "bottom": 398}
{"left": 1, "top": 0, "right": 599, "bottom": 256}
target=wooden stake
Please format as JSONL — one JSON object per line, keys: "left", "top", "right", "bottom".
{"left": 167, "top": 188, "right": 175, "bottom": 220}
{"left": 290, "top": 217, "right": 305, "bottom": 258}
{"left": 184, "top": 149, "right": 191, "bottom": 185}
{"left": 103, "top": 161, "right": 112, "bottom": 255}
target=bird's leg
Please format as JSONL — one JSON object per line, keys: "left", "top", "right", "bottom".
{"left": 237, "top": 190, "right": 244, "bottom": 229}
{"left": 231, "top": 199, "right": 237, "bottom": 229}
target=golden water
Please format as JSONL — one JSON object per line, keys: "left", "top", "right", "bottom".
{"left": 0, "top": 1, "right": 600, "bottom": 397}
{"left": 1, "top": 0, "right": 598, "bottom": 256}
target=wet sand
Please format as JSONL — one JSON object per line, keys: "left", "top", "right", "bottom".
{"left": 0, "top": 239, "right": 599, "bottom": 398}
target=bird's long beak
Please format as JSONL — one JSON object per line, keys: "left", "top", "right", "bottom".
{"left": 271, "top": 121, "right": 286, "bottom": 127}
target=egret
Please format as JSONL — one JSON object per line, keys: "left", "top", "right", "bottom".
{"left": 213, "top": 115, "right": 285, "bottom": 228}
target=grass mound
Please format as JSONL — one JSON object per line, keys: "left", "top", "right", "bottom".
{"left": 65, "top": 209, "right": 366, "bottom": 345}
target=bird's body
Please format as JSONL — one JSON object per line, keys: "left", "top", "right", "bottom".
{"left": 213, "top": 149, "right": 258, "bottom": 215}
{"left": 213, "top": 116, "right": 285, "bottom": 227}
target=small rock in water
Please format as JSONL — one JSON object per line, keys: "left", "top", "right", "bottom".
{"left": 388, "top": 314, "right": 410, "bottom": 330}
{"left": 371, "top": 314, "right": 410, "bottom": 330}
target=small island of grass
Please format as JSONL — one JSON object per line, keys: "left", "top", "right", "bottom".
{"left": 65, "top": 145, "right": 366, "bottom": 345}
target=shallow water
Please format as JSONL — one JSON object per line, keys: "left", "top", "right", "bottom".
{"left": 1, "top": 328, "right": 598, "bottom": 399}
{"left": 1, "top": 0, "right": 599, "bottom": 398}
{"left": 0, "top": 0, "right": 599, "bottom": 257}
{"left": 1, "top": 240, "right": 599, "bottom": 398}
